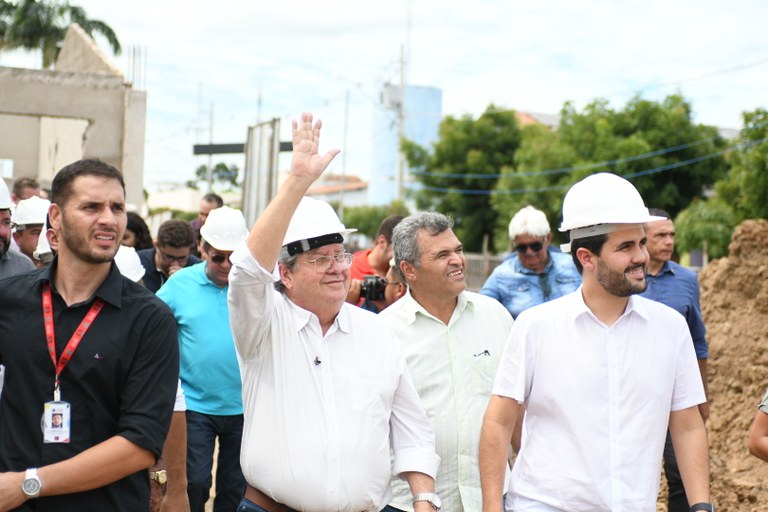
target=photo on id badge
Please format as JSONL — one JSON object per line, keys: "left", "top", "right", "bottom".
{"left": 43, "top": 401, "right": 71, "bottom": 443}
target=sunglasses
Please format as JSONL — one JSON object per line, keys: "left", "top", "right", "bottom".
{"left": 209, "top": 253, "right": 229, "bottom": 264}
{"left": 515, "top": 241, "right": 544, "bottom": 253}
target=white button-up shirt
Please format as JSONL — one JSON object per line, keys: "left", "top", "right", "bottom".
{"left": 228, "top": 246, "right": 440, "bottom": 512}
{"left": 494, "top": 289, "right": 705, "bottom": 512}
{"left": 381, "top": 289, "right": 513, "bottom": 511}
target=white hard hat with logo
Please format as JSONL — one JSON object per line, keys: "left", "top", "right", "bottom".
{"left": 281, "top": 196, "right": 356, "bottom": 256}
{"left": 13, "top": 195, "right": 50, "bottom": 229}
{"left": 558, "top": 172, "right": 664, "bottom": 252}
{"left": 33, "top": 220, "right": 53, "bottom": 264}
{"left": 114, "top": 245, "right": 146, "bottom": 282}
{"left": 0, "top": 179, "right": 11, "bottom": 210}
{"left": 200, "top": 206, "right": 249, "bottom": 251}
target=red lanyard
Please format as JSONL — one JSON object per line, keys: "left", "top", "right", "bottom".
{"left": 42, "top": 283, "right": 105, "bottom": 400}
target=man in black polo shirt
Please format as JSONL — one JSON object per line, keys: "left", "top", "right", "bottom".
{"left": 0, "top": 159, "right": 179, "bottom": 511}
{"left": 137, "top": 219, "right": 201, "bottom": 293}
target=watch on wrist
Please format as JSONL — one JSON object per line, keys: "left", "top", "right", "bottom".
{"left": 22, "top": 468, "right": 42, "bottom": 498}
{"left": 689, "top": 503, "right": 715, "bottom": 512}
{"left": 413, "top": 492, "right": 441, "bottom": 510}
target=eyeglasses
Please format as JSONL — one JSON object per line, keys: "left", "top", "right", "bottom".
{"left": 209, "top": 253, "right": 229, "bottom": 264}
{"left": 303, "top": 252, "right": 352, "bottom": 273}
{"left": 158, "top": 249, "right": 189, "bottom": 263}
{"left": 515, "top": 241, "right": 544, "bottom": 253}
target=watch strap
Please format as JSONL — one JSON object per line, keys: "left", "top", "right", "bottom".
{"left": 689, "top": 503, "right": 714, "bottom": 512}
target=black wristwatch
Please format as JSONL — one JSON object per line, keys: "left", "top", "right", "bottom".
{"left": 689, "top": 503, "right": 714, "bottom": 512}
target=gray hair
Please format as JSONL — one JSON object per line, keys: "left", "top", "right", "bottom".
{"left": 392, "top": 212, "right": 454, "bottom": 281}
{"left": 508, "top": 205, "right": 550, "bottom": 239}
{"left": 274, "top": 254, "right": 298, "bottom": 293}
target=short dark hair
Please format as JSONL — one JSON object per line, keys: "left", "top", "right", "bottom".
{"left": 156, "top": 220, "right": 195, "bottom": 249}
{"left": 202, "top": 193, "right": 224, "bottom": 208}
{"left": 13, "top": 177, "right": 40, "bottom": 197}
{"left": 376, "top": 215, "right": 404, "bottom": 243}
{"left": 570, "top": 233, "right": 608, "bottom": 274}
{"left": 126, "top": 212, "right": 154, "bottom": 250}
{"left": 648, "top": 208, "right": 671, "bottom": 219}
{"left": 51, "top": 159, "right": 125, "bottom": 207}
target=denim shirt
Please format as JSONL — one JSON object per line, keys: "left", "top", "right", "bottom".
{"left": 480, "top": 248, "right": 582, "bottom": 318}
{"left": 640, "top": 260, "right": 708, "bottom": 359}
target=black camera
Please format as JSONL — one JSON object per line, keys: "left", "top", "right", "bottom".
{"left": 360, "top": 275, "right": 387, "bottom": 301}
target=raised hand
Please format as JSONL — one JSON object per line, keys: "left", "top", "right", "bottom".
{"left": 290, "top": 112, "right": 341, "bottom": 181}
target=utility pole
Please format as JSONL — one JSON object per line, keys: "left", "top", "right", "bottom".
{"left": 207, "top": 103, "right": 213, "bottom": 192}
{"left": 396, "top": 44, "right": 406, "bottom": 201}
{"left": 339, "top": 88, "right": 350, "bottom": 221}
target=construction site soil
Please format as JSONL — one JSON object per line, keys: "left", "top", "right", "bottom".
{"left": 668, "top": 219, "right": 768, "bottom": 511}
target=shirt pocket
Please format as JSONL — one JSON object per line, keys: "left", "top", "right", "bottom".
{"left": 350, "top": 376, "right": 392, "bottom": 417}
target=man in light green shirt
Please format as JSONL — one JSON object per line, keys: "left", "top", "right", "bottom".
{"left": 381, "top": 212, "right": 514, "bottom": 512}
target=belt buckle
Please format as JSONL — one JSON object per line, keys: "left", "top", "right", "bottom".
{"left": 149, "top": 469, "right": 167, "bottom": 485}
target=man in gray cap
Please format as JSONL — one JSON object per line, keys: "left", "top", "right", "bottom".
{"left": 228, "top": 113, "right": 440, "bottom": 512}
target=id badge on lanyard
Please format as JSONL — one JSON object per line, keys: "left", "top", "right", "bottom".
{"left": 41, "top": 283, "right": 104, "bottom": 444}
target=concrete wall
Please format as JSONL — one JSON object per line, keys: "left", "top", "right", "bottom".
{"left": 0, "top": 24, "right": 146, "bottom": 209}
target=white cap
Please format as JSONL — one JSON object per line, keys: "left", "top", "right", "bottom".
{"left": 114, "top": 245, "right": 146, "bottom": 282}
{"left": 281, "top": 197, "right": 356, "bottom": 256}
{"left": 200, "top": 206, "right": 248, "bottom": 251}
{"left": 13, "top": 196, "right": 50, "bottom": 228}
{"left": 559, "top": 173, "right": 664, "bottom": 252}
{"left": 0, "top": 179, "right": 11, "bottom": 209}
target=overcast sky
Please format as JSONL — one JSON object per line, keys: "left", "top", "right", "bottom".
{"left": 2, "top": 0, "right": 766, "bottom": 188}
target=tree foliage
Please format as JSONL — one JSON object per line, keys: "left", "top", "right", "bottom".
{"left": 192, "top": 162, "right": 239, "bottom": 190}
{"left": 341, "top": 200, "right": 410, "bottom": 240}
{"left": 406, "top": 105, "right": 522, "bottom": 252}
{"left": 0, "top": 0, "right": 121, "bottom": 68}
{"left": 491, "top": 95, "right": 729, "bottom": 251}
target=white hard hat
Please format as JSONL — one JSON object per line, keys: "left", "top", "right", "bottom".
{"left": 33, "top": 220, "right": 53, "bottom": 264}
{"left": 114, "top": 245, "right": 146, "bottom": 282}
{"left": 200, "top": 206, "right": 248, "bottom": 251}
{"left": 282, "top": 196, "right": 356, "bottom": 256}
{"left": 0, "top": 179, "right": 11, "bottom": 209}
{"left": 13, "top": 195, "right": 50, "bottom": 228}
{"left": 559, "top": 173, "right": 664, "bottom": 252}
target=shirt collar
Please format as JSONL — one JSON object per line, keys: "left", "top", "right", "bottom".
{"left": 399, "top": 288, "right": 474, "bottom": 326}
{"left": 37, "top": 256, "right": 124, "bottom": 308}
{"left": 566, "top": 286, "right": 651, "bottom": 324}
{"left": 283, "top": 294, "right": 349, "bottom": 335}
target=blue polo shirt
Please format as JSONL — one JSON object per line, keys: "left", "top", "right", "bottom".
{"left": 640, "top": 260, "right": 708, "bottom": 359}
{"left": 480, "top": 248, "right": 581, "bottom": 318}
{"left": 157, "top": 262, "right": 243, "bottom": 415}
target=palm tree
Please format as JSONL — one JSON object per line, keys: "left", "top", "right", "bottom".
{"left": 0, "top": 0, "right": 120, "bottom": 68}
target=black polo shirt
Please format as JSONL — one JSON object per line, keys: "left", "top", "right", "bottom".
{"left": 137, "top": 247, "right": 201, "bottom": 293}
{"left": 0, "top": 259, "right": 179, "bottom": 511}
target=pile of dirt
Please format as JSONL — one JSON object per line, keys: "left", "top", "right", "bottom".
{"left": 694, "top": 219, "right": 768, "bottom": 511}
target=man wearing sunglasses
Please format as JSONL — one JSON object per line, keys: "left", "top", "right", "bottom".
{"left": 228, "top": 113, "right": 440, "bottom": 512}
{"left": 158, "top": 206, "right": 248, "bottom": 512}
{"left": 480, "top": 205, "right": 581, "bottom": 318}
{"left": 138, "top": 219, "right": 201, "bottom": 293}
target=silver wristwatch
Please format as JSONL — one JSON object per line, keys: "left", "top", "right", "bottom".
{"left": 413, "top": 492, "right": 441, "bottom": 510}
{"left": 22, "top": 468, "right": 42, "bottom": 498}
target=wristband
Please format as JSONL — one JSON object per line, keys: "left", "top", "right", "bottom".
{"left": 689, "top": 503, "right": 714, "bottom": 512}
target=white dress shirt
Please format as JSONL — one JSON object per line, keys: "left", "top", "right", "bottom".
{"left": 227, "top": 245, "right": 440, "bottom": 512}
{"left": 494, "top": 288, "right": 706, "bottom": 512}
{"left": 381, "top": 289, "right": 514, "bottom": 511}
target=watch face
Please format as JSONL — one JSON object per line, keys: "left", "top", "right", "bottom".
{"left": 23, "top": 478, "right": 41, "bottom": 495}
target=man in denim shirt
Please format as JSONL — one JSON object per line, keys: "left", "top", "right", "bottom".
{"left": 640, "top": 208, "right": 709, "bottom": 512}
{"left": 480, "top": 205, "right": 581, "bottom": 318}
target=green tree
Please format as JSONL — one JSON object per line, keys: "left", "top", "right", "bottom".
{"left": 406, "top": 105, "right": 522, "bottom": 252}
{"left": 194, "top": 162, "right": 239, "bottom": 189}
{"left": 714, "top": 108, "right": 768, "bottom": 221}
{"left": 341, "top": 200, "right": 409, "bottom": 240}
{"left": 0, "top": 0, "right": 121, "bottom": 68}
{"left": 491, "top": 94, "right": 729, "bottom": 251}
{"left": 674, "top": 198, "right": 736, "bottom": 260}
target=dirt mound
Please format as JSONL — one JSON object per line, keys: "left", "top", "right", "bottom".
{"left": 697, "top": 219, "right": 768, "bottom": 511}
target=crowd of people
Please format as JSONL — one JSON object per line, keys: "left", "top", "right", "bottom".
{"left": 3, "top": 111, "right": 764, "bottom": 512}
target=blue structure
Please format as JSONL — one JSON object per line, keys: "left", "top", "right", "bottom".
{"left": 370, "top": 85, "right": 442, "bottom": 205}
